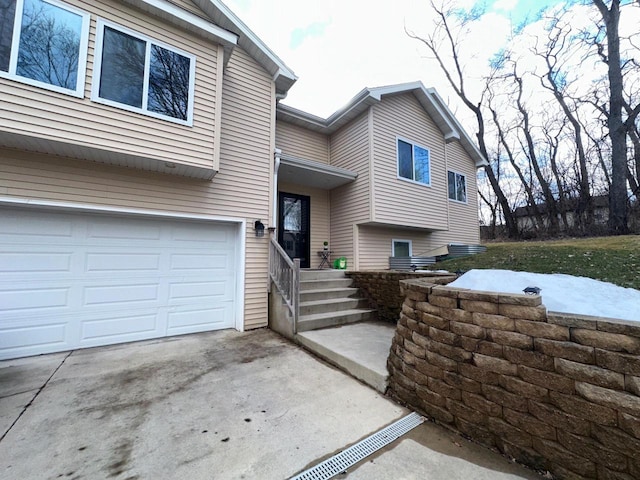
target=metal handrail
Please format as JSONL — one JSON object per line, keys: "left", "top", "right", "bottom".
{"left": 269, "top": 237, "right": 300, "bottom": 333}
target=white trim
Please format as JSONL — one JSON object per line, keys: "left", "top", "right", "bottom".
{"left": 447, "top": 169, "right": 468, "bottom": 204}
{"left": 396, "top": 136, "right": 431, "bottom": 187}
{"left": 209, "top": 0, "right": 295, "bottom": 82}
{"left": 392, "top": 239, "right": 413, "bottom": 257}
{"left": 0, "top": 196, "right": 246, "bottom": 332}
{"left": 137, "top": 0, "right": 237, "bottom": 45}
{"left": 0, "top": 0, "right": 90, "bottom": 98}
{"left": 91, "top": 18, "right": 196, "bottom": 126}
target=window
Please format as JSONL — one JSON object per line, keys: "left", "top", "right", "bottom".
{"left": 397, "top": 138, "right": 430, "bottom": 185}
{"left": 392, "top": 239, "right": 412, "bottom": 257}
{"left": 448, "top": 170, "right": 467, "bottom": 203}
{"left": 0, "top": 0, "right": 89, "bottom": 96}
{"left": 92, "top": 20, "right": 196, "bottom": 125}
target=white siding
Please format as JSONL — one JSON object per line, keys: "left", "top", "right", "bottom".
{"left": 276, "top": 121, "right": 329, "bottom": 164}
{"left": 0, "top": 0, "right": 218, "bottom": 171}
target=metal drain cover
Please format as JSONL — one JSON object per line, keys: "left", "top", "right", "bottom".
{"left": 289, "top": 412, "right": 425, "bottom": 480}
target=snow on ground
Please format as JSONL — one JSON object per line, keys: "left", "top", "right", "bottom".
{"left": 450, "top": 269, "right": 640, "bottom": 322}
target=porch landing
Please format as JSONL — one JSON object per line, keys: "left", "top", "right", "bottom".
{"left": 296, "top": 321, "right": 395, "bottom": 393}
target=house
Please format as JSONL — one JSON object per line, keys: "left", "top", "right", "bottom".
{"left": 0, "top": 0, "right": 485, "bottom": 360}
{"left": 275, "top": 84, "right": 487, "bottom": 271}
{"left": 513, "top": 195, "right": 610, "bottom": 234}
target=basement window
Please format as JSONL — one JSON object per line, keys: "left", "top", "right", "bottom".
{"left": 392, "top": 239, "right": 412, "bottom": 257}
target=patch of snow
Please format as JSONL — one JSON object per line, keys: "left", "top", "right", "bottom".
{"left": 450, "top": 269, "right": 640, "bottom": 322}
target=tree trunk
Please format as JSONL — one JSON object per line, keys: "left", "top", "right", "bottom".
{"left": 593, "top": 0, "right": 629, "bottom": 234}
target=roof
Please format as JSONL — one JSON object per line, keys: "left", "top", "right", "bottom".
{"left": 276, "top": 81, "right": 488, "bottom": 167}
{"left": 128, "top": 0, "right": 297, "bottom": 96}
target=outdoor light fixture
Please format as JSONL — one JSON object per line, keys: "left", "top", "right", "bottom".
{"left": 254, "top": 220, "right": 265, "bottom": 238}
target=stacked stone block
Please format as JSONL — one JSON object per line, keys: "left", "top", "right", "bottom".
{"left": 387, "top": 278, "right": 640, "bottom": 480}
{"left": 346, "top": 271, "right": 456, "bottom": 323}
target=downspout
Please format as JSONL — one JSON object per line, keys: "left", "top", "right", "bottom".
{"left": 273, "top": 148, "right": 282, "bottom": 234}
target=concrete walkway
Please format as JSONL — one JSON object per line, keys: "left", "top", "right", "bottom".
{"left": 296, "top": 321, "right": 396, "bottom": 392}
{"left": 0, "top": 329, "right": 542, "bottom": 479}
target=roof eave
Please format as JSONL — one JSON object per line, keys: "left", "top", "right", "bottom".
{"left": 126, "top": 0, "right": 238, "bottom": 47}
{"left": 195, "top": 0, "right": 297, "bottom": 95}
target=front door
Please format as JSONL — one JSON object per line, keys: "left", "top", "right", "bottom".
{"left": 278, "top": 192, "right": 310, "bottom": 268}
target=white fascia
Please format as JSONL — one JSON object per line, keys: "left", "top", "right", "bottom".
{"left": 135, "top": 0, "right": 238, "bottom": 46}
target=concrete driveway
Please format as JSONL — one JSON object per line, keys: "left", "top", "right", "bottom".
{"left": 0, "top": 329, "right": 542, "bottom": 479}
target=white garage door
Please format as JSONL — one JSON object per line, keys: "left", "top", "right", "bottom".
{"left": 0, "top": 207, "right": 239, "bottom": 360}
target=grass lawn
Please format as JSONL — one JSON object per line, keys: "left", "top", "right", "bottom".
{"left": 433, "top": 235, "right": 640, "bottom": 290}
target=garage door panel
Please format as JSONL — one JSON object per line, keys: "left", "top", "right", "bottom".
{"left": 167, "top": 304, "right": 233, "bottom": 335}
{"left": 0, "top": 323, "right": 68, "bottom": 357}
{"left": 0, "top": 208, "right": 239, "bottom": 359}
{"left": 82, "top": 283, "right": 161, "bottom": 307}
{"left": 1, "top": 252, "right": 73, "bottom": 274}
{"left": 87, "top": 220, "right": 162, "bottom": 241}
{"left": 170, "top": 223, "right": 232, "bottom": 243}
{"left": 1, "top": 286, "right": 71, "bottom": 312}
{"left": 168, "top": 280, "right": 232, "bottom": 303}
{"left": 80, "top": 312, "right": 162, "bottom": 343}
{"left": 169, "top": 253, "right": 231, "bottom": 271}
{"left": 85, "top": 253, "right": 162, "bottom": 273}
{"left": 0, "top": 210, "right": 74, "bottom": 238}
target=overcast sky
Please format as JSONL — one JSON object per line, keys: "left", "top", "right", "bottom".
{"left": 223, "top": 0, "right": 562, "bottom": 119}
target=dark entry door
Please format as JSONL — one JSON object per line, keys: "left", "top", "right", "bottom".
{"left": 278, "top": 192, "right": 310, "bottom": 268}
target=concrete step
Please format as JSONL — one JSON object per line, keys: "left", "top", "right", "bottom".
{"left": 300, "top": 287, "right": 360, "bottom": 302}
{"left": 297, "top": 309, "right": 377, "bottom": 332}
{"left": 296, "top": 321, "right": 396, "bottom": 393}
{"left": 300, "top": 269, "right": 347, "bottom": 281}
{"left": 300, "top": 278, "right": 354, "bottom": 291}
{"left": 299, "top": 298, "right": 370, "bottom": 316}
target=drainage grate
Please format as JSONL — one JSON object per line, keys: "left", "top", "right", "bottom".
{"left": 289, "top": 412, "right": 424, "bottom": 480}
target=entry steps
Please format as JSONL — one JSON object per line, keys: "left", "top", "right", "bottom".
{"left": 297, "top": 269, "right": 377, "bottom": 332}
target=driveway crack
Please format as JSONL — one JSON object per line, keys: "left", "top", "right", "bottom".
{"left": 0, "top": 350, "right": 74, "bottom": 443}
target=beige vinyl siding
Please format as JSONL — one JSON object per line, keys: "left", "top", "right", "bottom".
{"left": 430, "top": 141, "right": 482, "bottom": 246}
{"left": 0, "top": 0, "right": 218, "bottom": 171}
{"left": 278, "top": 182, "right": 330, "bottom": 265}
{"left": 371, "top": 93, "right": 448, "bottom": 231}
{"left": 0, "top": 46, "right": 275, "bottom": 330}
{"left": 219, "top": 47, "right": 274, "bottom": 329}
{"left": 329, "top": 112, "right": 371, "bottom": 269}
{"left": 357, "top": 225, "right": 435, "bottom": 270}
{"left": 276, "top": 121, "right": 329, "bottom": 164}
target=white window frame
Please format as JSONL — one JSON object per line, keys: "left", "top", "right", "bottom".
{"left": 91, "top": 18, "right": 196, "bottom": 126}
{"left": 396, "top": 136, "right": 431, "bottom": 187}
{"left": 448, "top": 169, "right": 468, "bottom": 204}
{"left": 0, "top": 0, "right": 90, "bottom": 97}
{"left": 391, "top": 239, "right": 412, "bottom": 257}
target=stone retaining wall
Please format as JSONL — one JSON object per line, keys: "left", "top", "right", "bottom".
{"left": 388, "top": 278, "right": 640, "bottom": 480}
{"left": 345, "top": 271, "right": 456, "bottom": 323}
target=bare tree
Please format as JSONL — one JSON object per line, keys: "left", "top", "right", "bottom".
{"left": 534, "top": 15, "right": 594, "bottom": 230}
{"left": 407, "top": 1, "right": 519, "bottom": 237}
{"left": 592, "top": 0, "right": 631, "bottom": 233}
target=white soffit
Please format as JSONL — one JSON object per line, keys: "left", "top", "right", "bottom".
{"left": 279, "top": 154, "right": 357, "bottom": 190}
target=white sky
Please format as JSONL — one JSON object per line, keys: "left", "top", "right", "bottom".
{"left": 451, "top": 269, "right": 640, "bottom": 321}
{"left": 223, "top": 0, "right": 563, "bottom": 119}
